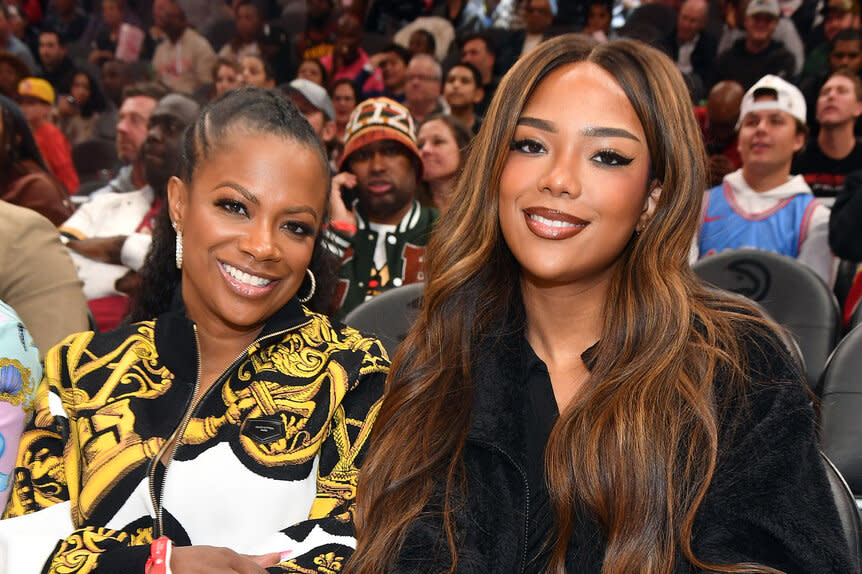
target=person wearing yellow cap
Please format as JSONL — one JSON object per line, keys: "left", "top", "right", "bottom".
{"left": 17, "top": 77, "right": 79, "bottom": 194}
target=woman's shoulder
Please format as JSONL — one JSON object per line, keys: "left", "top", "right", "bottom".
{"left": 48, "top": 320, "right": 158, "bottom": 358}
{"left": 293, "top": 309, "right": 391, "bottom": 366}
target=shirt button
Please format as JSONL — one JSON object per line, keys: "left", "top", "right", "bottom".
{"left": 358, "top": 281, "right": 365, "bottom": 287}
{"left": 387, "top": 235, "right": 396, "bottom": 245}
{"left": 392, "top": 277, "right": 403, "bottom": 287}
{"left": 368, "top": 234, "right": 374, "bottom": 240}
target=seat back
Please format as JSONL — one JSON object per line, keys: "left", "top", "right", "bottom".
{"left": 850, "top": 299, "right": 862, "bottom": 331}
{"left": 693, "top": 250, "right": 840, "bottom": 388}
{"left": 821, "top": 452, "right": 862, "bottom": 572}
{"left": 343, "top": 283, "right": 424, "bottom": 358}
{"left": 820, "top": 324, "right": 862, "bottom": 500}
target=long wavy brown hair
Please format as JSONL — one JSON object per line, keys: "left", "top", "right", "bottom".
{"left": 350, "top": 35, "right": 783, "bottom": 574}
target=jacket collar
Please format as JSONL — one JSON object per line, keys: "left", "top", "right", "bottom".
{"left": 467, "top": 321, "right": 599, "bottom": 456}
{"left": 468, "top": 326, "right": 531, "bottom": 458}
{"left": 153, "top": 291, "right": 310, "bottom": 385}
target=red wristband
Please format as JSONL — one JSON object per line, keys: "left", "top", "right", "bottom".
{"left": 145, "top": 536, "right": 173, "bottom": 574}
{"left": 329, "top": 220, "right": 357, "bottom": 235}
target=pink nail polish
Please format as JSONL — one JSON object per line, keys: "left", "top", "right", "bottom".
{"left": 279, "top": 550, "right": 293, "bottom": 562}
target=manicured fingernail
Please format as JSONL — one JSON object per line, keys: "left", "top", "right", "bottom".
{"left": 279, "top": 550, "right": 293, "bottom": 562}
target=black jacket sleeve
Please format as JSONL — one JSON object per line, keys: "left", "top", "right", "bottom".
{"left": 689, "top": 328, "right": 855, "bottom": 573}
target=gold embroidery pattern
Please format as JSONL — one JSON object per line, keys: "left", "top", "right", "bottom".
{"left": 285, "top": 551, "right": 344, "bottom": 574}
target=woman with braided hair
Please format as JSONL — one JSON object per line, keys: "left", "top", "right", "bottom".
{"left": 2, "top": 87, "right": 387, "bottom": 574}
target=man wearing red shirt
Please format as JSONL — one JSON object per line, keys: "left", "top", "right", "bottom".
{"left": 17, "top": 77, "right": 79, "bottom": 193}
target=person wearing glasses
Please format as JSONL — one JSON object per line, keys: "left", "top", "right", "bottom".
{"left": 404, "top": 54, "right": 448, "bottom": 124}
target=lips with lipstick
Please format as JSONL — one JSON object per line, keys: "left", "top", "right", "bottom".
{"left": 523, "top": 207, "right": 588, "bottom": 240}
{"left": 220, "top": 261, "right": 279, "bottom": 297}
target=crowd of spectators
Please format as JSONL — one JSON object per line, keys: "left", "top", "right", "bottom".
{"left": 0, "top": 0, "right": 859, "bottom": 568}
{"left": 0, "top": 0, "right": 857, "bottom": 324}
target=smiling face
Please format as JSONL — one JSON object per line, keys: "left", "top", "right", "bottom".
{"left": 744, "top": 13, "right": 778, "bottom": 47}
{"left": 169, "top": 131, "right": 328, "bottom": 333}
{"left": 498, "top": 62, "right": 655, "bottom": 290}
{"left": 737, "top": 95, "right": 804, "bottom": 178}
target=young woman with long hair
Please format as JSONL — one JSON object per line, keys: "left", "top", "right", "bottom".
{"left": 2, "top": 87, "right": 387, "bottom": 573}
{"left": 349, "top": 35, "right": 853, "bottom": 573}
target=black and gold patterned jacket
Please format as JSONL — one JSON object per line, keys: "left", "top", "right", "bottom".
{"left": 2, "top": 297, "right": 388, "bottom": 574}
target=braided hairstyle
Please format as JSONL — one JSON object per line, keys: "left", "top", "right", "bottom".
{"left": 129, "top": 86, "right": 337, "bottom": 321}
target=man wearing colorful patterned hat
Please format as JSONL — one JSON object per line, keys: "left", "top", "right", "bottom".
{"left": 324, "top": 96, "right": 438, "bottom": 317}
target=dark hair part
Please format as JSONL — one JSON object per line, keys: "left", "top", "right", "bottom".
{"left": 129, "top": 87, "right": 336, "bottom": 321}
{"left": 832, "top": 27, "right": 862, "bottom": 46}
{"left": 419, "top": 113, "right": 472, "bottom": 159}
{"left": 330, "top": 77, "right": 358, "bottom": 101}
{"left": 298, "top": 57, "right": 329, "bottom": 86}
{"left": 458, "top": 31, "right": 495, "bottom": 55}
{"left": 122, "top": 81, "right": 169, "bottom": 103}
{"left": 244, "top": 53, "right": 276, "bottom": 82}
{"left": 409, "top": 29, "right": 436, "bottom": 55}
{"left": 381, "top": 42, "right": 413, "bottom": 66}
{"left": 829, "top": 65, "right": 862, "bottom": 100}
{"left": 446, "top": 61, "right": 482, "bottom": 88}
{"left": 212, "top": 56, "right": 242, "bottom": 81}
{"left": 0, "top": 95, "right": 51, "bottom": 172}
{"left": 351, "top": 35, "right": 784, "bottom": 574}
{"left": 72, "top": 70, "right": 109, "bottom": 117}
{"left": 38, "top": 27, "right": 65, "bottom": 45}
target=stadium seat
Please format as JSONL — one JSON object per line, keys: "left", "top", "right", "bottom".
{"left": 343, "top": 282, "right": 424, "bottom": 357}
{"left": 821, "top": 452, "right": 862, "bottom": 571}
{"left": 819, "top": 324, "right": 862, "bottom": 509}
{"left": 850, "top": 301, "right": 862, "bottom": 331}
{"left": 693, "top": 250, "right": 840, "bottom": 389}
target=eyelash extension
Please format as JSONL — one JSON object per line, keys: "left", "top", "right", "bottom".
{"left": 286, "top": 222, "right": 315, "bottom": 236}
{"left": 215, "top": 198, "right": 247, "bottom": 215}
{"left": 594, "top": 150, "right": 634, "bottom": 166}
{"left": 509, "top": 139, "right": 545, "bottom": 153}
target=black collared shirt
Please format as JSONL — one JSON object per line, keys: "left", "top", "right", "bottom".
{"left": 520, "top": 337, "right": 598, "bottom": 572}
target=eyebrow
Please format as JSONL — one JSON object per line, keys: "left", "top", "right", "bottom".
{"left": 517, "top": 116, "right": 556, "bottom": 132}
{"left": 516, "top": 117, "right": 641, "bottom": 142}
{"left": 581, "top": 126, "right": 641, "bottom": 142}
{"left": 216, "top": 181, "right": 320, "bottom": 221}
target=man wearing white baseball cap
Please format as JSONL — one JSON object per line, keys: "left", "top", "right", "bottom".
{"left": 697, "top": 74, "right": 835, "bottom": 285}
{"left": 280, "top": 78, "right": 336, "bottom": 144}
{"left": 713, "top": 0, "right": 797, "bottom": 89}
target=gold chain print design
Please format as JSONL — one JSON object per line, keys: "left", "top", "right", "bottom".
{"left": 44, "top": 526, "right": 152, "bottom": 574}
{"left": 40, "top": 324, "right": 172, "bottom": 524}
